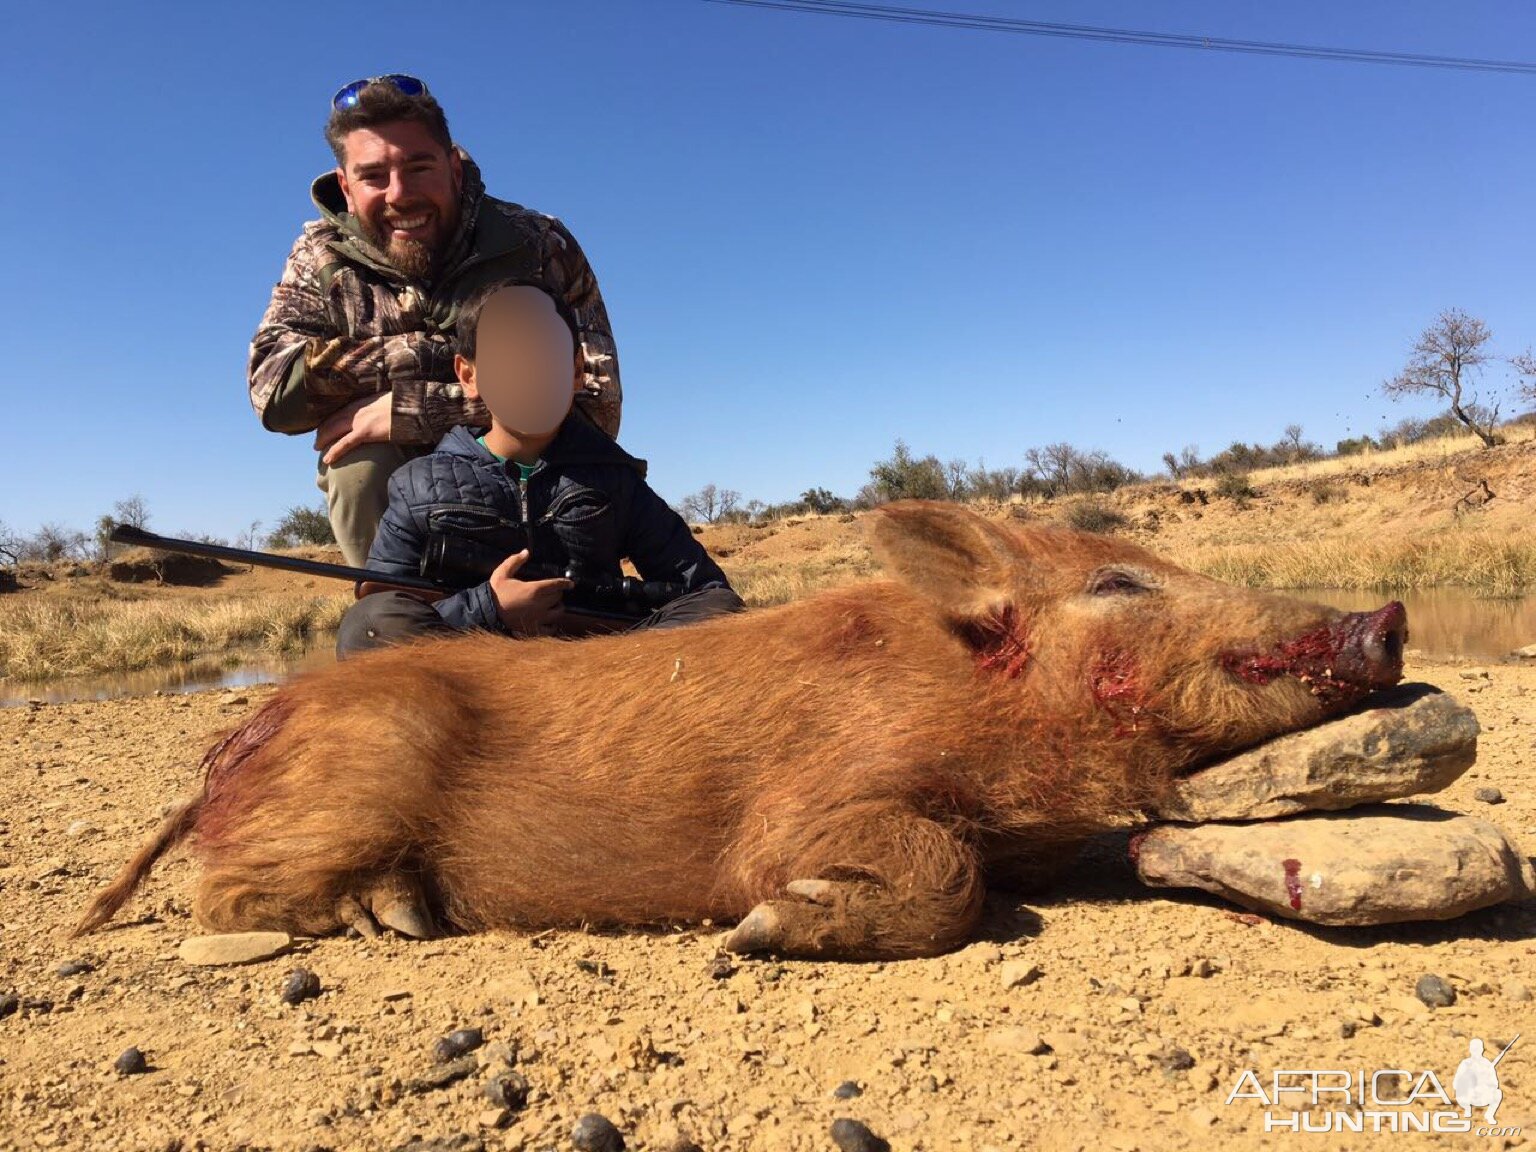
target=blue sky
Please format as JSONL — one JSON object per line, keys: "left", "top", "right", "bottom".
{"left": 2, "top": 0, "right": 1534, "bottom": 541}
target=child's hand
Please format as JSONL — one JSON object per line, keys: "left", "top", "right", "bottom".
{"left": 489, "top": 550, "right": 574, "bottom": 635}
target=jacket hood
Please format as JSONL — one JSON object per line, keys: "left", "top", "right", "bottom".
{"left": 310, "top": 147, "right": 485, "bottom": 276}
{"left": 436, "top": 413, "right": 647, "bottom": 476}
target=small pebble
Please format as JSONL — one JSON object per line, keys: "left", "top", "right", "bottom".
{"left": 114, "top": 1047, "right": 148, "bottom": 1076}
{"left": 1415, "top": 974, "right": 1457, "bottom": 1008}
{"left": 434, "top": 1027, "right": 485, "bottom": 1063}
{"left": 999, "top": 960, "right": 1042, "bottom": 990}
{"left": 55, "top": 961, "right": 94, "bottom": 978}
{"left": 1156, "top": 1047, "right": 1196, "bottom": 1073}
{"left": 571, "top": 1112, "right": 625, "bottom": 1152}
{"left": 483, "top": 1072, "right": 530, "bottom": 1111}
{"left": 830, "top": 1117, "right": 890, "bottom": 1152}
{"left": 1338, "top": 1019, "right": 1358, "bottom": 1039}
{"left": 708, "top": 952, "right": 737, "bottom": 980}
{"left": 832, "top": 1080, "right": 863, "bottom": 1100}
{"left": 1474, "top": 787, "right": 1505, "bottom": 804}
{"left": 280, "top": 968, "right": 322, "bottom": 1006}
{"left": 1504, "top": 982, "right": 1533, "bottom": 1003}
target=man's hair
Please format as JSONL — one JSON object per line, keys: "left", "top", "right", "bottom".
{"left": 456, "top": 280, "right": 578, "bottom": 362}
{"left": 324, "top": 82, "right": 453, "bottom": 164}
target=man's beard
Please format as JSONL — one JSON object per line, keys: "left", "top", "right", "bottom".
{"left": 359, "top": 212, "right": 455, "bottom": 280}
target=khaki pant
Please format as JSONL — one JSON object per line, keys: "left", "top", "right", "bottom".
{"left": 315, "top": 443, "right": 430, "bottom": 567}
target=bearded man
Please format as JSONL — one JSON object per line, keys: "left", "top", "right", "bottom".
{"left": 249, "top": 76, "right": 621, "bottom": 565}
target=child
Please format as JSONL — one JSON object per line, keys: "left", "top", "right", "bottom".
{"left": 336, "top": 281, "right": 742, "bottom": 657}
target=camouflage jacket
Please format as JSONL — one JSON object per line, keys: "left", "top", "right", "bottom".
{"left": 248, "top": 152, "right": 620, "bottom": 444}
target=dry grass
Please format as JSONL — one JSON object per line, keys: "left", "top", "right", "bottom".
{"left": 1241, "top": 423, "right": 1533, "bottom": 487}
{"left": 0, "top": 595, "right": 351, "bottom": 682}
{"left": 721, "top": 540, "right": 879, "bottom": 607}
{"left": 1166, "top": 530, "right": 1536, "bottom": 598}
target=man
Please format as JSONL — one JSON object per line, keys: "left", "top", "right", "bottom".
{"left": 249, "top": 75, "right": 621, "bottom": 565}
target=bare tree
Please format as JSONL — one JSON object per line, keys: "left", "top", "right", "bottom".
{"left": 1382, "top": 309, "right": 1500, "bottom": 448}
{"left": 25, "top": 523, "right": 90, "bottom": 563}
{"left": 1510, "top": 349, "right": 1536, "bottom": 406}
{"left": 0, "top": 520, "right": 20, "bottom": 568}
{"left": 680, "top": 483, "right": 741, "bottom": 524}
{"left": 113, "top": 495, "right": 150, "bottom": 529}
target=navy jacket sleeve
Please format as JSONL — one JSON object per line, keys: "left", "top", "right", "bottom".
{"left": 622, "top": 479, "right": 733, "bottom": 590}
{"left": 366, "top": 472, "right": 504, "bottom": 632}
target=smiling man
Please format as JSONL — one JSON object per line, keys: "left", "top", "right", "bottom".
{"left": 249, "top": 76, "right": 621, "bottom": 565}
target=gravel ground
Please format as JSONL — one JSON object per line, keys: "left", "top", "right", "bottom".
{"left": 1, "top": 658, "right": 1531, "bottom": 1152}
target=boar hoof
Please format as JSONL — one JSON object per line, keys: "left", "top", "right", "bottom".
{"left": 724, "top": 903, "right": 784, "bottom": 954}
{"left": 335, "top": 895, "right": 381, "bottom": 938}
{"left": 361, "top": 873, "right": 438, "bottom": 940}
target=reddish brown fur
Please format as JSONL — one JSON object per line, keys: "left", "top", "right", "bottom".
{"left": 77, "top": 503, "right": 1403, "bottom": 959}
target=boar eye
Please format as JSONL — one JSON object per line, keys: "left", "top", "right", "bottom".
{"left": 1087, "top": 568, "right": 1151, "bottom": 596}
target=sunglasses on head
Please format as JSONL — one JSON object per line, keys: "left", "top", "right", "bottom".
{"left": 331, "top": 74, "right": 430, "bottom": 111}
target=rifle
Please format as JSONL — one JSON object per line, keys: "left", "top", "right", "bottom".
{"left": 108, "top": 525, "right": 687, "bottom": 632}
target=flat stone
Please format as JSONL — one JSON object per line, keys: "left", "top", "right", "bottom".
{"left": 984, "top": 1027, "right": 1050, "bottom": 1055}
{"left": 177, "top": 932, "right": 292, "bottom": 967}
{"left": 1153, "top": 684, "right": 1478, "bottom": 821}
{"left": 1510, "top": 643, "right": 1536, "bottom": 660}
{"left": 1134, "top": 804, "right": 1536, "bottom": 926}
{"left": 999, "top": 960, "right": 1042, "bottom": 989}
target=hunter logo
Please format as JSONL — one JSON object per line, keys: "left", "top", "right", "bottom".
{"left": 1225, "top": 1034, "right": 1522, "bottom": 1135}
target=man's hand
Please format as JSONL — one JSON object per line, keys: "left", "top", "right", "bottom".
{"left": 489, "top": 550, "right": 574, "bottom": 636}
{"left": 316, "top": 392, "right": 393, "bottom": 465}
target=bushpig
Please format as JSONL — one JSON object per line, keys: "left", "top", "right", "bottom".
{"left": 77, "top": 502, "right": 1407, "bottom": 960}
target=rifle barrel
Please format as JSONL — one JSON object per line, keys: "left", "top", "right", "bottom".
{"left": 107, "top": 525, "right": 442, "bottom": 592}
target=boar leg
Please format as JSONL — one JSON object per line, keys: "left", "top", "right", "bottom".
{"left": 195, "top": 866, "right": 437, "bottom": 940}
{"left": 725, "top": 810, "right": 984, "bottom": 960}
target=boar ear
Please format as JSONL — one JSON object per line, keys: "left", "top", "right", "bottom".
{"left": 869, "top": 501, "right": 1020, "bottom": 615}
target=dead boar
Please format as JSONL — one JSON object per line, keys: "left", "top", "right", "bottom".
{"left": 76, "top": 501, "right": 1406, "bottom": 960}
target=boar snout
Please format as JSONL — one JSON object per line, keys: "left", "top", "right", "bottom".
{"left": 1221, "top": 600, "right": 1407, "bottom": 703}
{"left": 1332, "top": 601, "right": 1408, "bottom": 689}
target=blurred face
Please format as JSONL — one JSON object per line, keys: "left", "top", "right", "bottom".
{"left": 336, "top": 120, "right": 462, "bottom": 278}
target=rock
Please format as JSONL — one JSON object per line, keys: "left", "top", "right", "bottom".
{"left": 1134, "top": 805, "right": 1536, "bottom": 925}
{"left": 434, "top": 1027, "right": 485, "bottom": 1062}
{"left": 999, "top": 960, "right": 1042, "bottom": 989}
{"left": 55, "top": 960, "right": 93, "bottom": 978}
{"left": 280, "top": 967, "right": 322, "bottom": 1006}
{"left": 177, "top": 932, "right": 292, "bottom": 967}
{"left": 1153, "top": 684, "right": 1478, "bottom": 821}
{"left": 830, "top": 1118, "right": 891, "bottom": 1152}
{"left": 832, "top": 1080, "right": 863, "bottom": 1099}
{"left": 1156, "top": 1047, "right": 1195, "bottom": 1073}
{"left": 707, "top": 952, "right": 737, "bottom": 980}
{"left": 478, "top": 1107, "right": 510, "bottom": 1130}
{"left": 571, "top": 1113, "right": 625, "bottom": 1152}
{"left": 114, "top": 1047, "right": 148, "bottom": 1076}
{"left": 984, "top": 1027, "right": 1050, "bottom": 1055}
{"left": 0, "top": 992, "right": 18, "bottom": 1019}
{"left": 1415, "top": 974, "right": 1457, "bottom": 1008}
{"left": 406, "top": 1056, "right": 479, "bottom": 1094}
{"left": 483, "top": 1072, "right": 530, "bottom": 1111}
{"left": 1474, "top": 787, "right": 1506, "bottom": 805}
{"left": 1511, "top": 643, "right": 1536, "bottom": 661}
{"left": 1504, "top": 981, "right": 1533, "bottom": 1002}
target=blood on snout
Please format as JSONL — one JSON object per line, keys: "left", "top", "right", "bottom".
{"left": 1220, "top": 625, "right": 1353, "bottom": 702}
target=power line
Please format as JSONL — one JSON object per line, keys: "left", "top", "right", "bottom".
{"left": 703, "top": 0, "right": 1536, "bottom": 75}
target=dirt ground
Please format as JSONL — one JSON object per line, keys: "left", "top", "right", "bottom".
{"left": 1, "top": 654, "right": 1531, "bottom": 1152}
